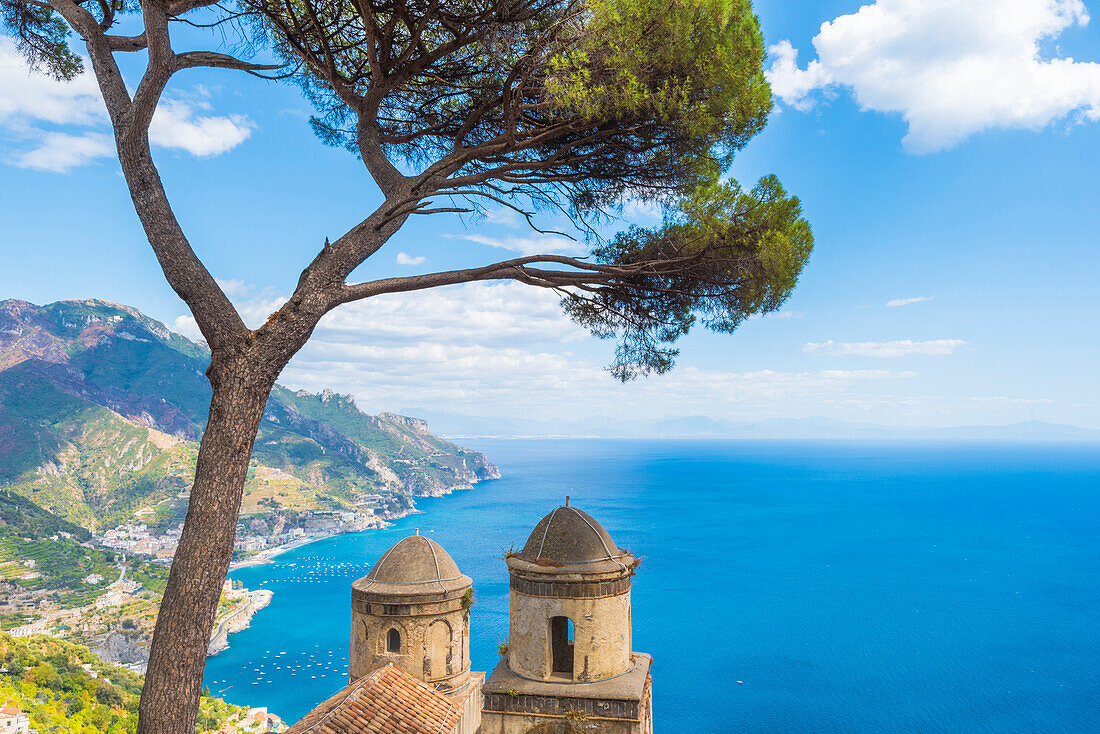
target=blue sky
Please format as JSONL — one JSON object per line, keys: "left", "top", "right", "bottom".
{"left": 1, "top": 0, "right": 1099, "bottom": 428}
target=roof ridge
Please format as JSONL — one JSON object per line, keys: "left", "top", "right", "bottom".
{"left": 421, "top": 533, "right": 447, "bottom": 591}
{"left": 536, "top": 507, "right": 559, "bottom": 558}
{"left": 364, "top": 540, "right": 399, "bottom": 584}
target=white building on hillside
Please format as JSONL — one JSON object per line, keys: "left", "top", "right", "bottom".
{"left": 0, "top": 706, "right": 30, "bottom": 733}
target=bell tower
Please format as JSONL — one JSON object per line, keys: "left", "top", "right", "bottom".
{"left": 350, "top": 532, "right": 478, "bottom": 699}
{"left": 481, "top": 500, "right": 654, "bottom": 733}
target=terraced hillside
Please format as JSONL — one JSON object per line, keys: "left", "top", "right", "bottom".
{"left": 0, "top": 298, "right": 498, "bottom": 532}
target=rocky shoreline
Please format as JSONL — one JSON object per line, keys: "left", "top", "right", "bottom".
{"left": 208, "top": 589, "right": 273, "bottom": 656}
{"left": 227, "top": 478, "right": 495, "bottom": 572}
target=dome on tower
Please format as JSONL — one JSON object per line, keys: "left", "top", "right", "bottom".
{"left": 516, "top": 504, "right": 627, "bottom": 566}
{"left": 356, "top": 534, "right": 471, "bottom": 597}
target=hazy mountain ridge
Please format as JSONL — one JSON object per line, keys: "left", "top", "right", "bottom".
{"left": 408, "top": 410, "right": 1100, "bottom": 441}
{"left": 0, "top": 298, "right": 498, "bottom": 532}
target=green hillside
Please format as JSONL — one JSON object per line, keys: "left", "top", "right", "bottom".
{"left": 0, "top": 489, "right": 91, "bottom": 541}
{"left": 0, "top": 362, "right": 196, "bottom": 530}
{"left": 0, "top": 632, "right": 256, "bottom": 733}
{"left": 0, "top": 298, "right": 499, "bottom": 532}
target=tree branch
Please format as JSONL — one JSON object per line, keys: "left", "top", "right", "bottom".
{"left": 175, "top": 50, "right": 287, "bottom": 74}
{"left": 166, "top": 0, "right": 222, "bottom": 16}
{"left": 106, "top": 33, "right": 148, "bottom": 51}
{"left": 336, "top": 253, "right": 671, "bottom": 303}
{"left": 47, "top": 0, "right": 131, "bottom": 112}
{"left": 45, "top": 0, "right": 250, "bottom": 352}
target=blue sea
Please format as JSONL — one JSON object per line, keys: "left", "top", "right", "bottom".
{"left": 203, "top": 440, "right": 1100, "bottom": 732}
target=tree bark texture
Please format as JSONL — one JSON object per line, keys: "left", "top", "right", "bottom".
{"left": 135, "top": 362, "right": 275, "bottom": 734}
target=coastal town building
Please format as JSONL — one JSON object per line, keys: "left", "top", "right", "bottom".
{"left": 0, "top": 706, "right": 30, "bottom": 733}
{"left": 243, "top": 707, "right": 286, "bottom": 732}
{"left": 208, "top": 706, "right": 287, "bottom": 733}
{"left": 288, "top": 502, "right": 652, "bottom": 734}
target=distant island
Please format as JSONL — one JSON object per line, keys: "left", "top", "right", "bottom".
{"left": 0, "top": 297, "right": 499, "bottom": 670}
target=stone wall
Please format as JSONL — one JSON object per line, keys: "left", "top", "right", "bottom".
{"left": 479, "top": 710, "right": 642, "bottom": 734}
{"left": 349, "top": 592, "right": 472, "bottom": 688}
{"left": 479, "top": 670, "right": 652, "bottom": 734}
{"left": 507, "top": 590, "right": 632, "bottom": 682}
{"left": 451, "top": 674, "right": 484, "bottom": 734}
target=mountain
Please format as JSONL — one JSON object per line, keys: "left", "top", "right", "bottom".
{"left": 408, "top": 409, "right": 1100, "bottom": 442}
{"left": 0, "top": 298, "right": 498, "bottom": 532}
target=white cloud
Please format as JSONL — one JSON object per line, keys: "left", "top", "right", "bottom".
{"left": 749, "top": 309, "right": 805, "bottom": 321}
{"left": 172, "top": 314, "right": 203, "bottom": 341}
{"left": 969, "top": 395, "right": 1056, "bottom": 405}
{"left": 149, "top": 99, "right": 253, "bottom": 157}
{"left": 481, "top": 208, "right": 523, "bottom": 228}
{"left": 168, "top": 283, "right": 1059, "bottom": 426}
{"left": 266, "top": 284, "right": 923, "bottom": 418}
{"left": 280, "top": 342, "right": 921, "bottom": 419}
{"left": 767, "top": 40, "right": 832, "bottom": 112}
{"left": 656, "top": 368, "right": 916, "bottom": 405}
{"left": 281, "top": 347, "right": 920, "bottom": 419}
{"left": 444, "top": 232, "right": 584, "bottom": 256}
{"left": 396, "top": 252, "right": 427, "bottom": 265}
{"left": 171, "top": 281, "right": 915, "bottom": 418}
{"left": 166, "top": 295, "right": 1056, "bottom": 424}
{"left": 886, "top": 296, "right": 933, "bottom": 307}
{"left": 0, "top": 37, "right": 253, "bottom": 169}
{"left": 311, "top": 282, "right": 586, "bottom": 347}
{"left": 803, "top": 338, "right": 967, "bottom": 357}
{"left": 172, "top": 293, "right": 286, "bottom": 340}
{"left": 14, "top": 131, "right": 113, "bottom": 172}
{"left": 237, "top": 296, "right": 289, "bottom": 329}
{"left": 215, "top": 278, "right": 252, "bottom": 297}
{"left": 765, "top": 0, "right": 1100, "bottom": 151}
{"left": 0, "top": 39, "right": 103, "bottom": 125}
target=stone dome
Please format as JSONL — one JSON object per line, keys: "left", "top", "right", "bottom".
{"left": 356, "top": 534, "right": 471, "bottom": 597}
{"left": 516, "top": 504, "right": 626, "bottom": 566}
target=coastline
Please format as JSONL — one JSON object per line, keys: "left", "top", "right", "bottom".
{"left": 213, "top": 479, "right": 495, "bottom": 658}
{"left": 225, "top": 475, "right": 499, "bottom": 573}
{"left": 228, "top": 506, "right": 422, "bottom": 572}
{"left": 208, "top": 589, "right": 273, "bottom": 656}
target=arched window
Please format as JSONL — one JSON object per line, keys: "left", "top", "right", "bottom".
{"left": 387, "top": 628, "right": 401, "bottom": 653}
{"left": 549, "top": 616, "right": 574, "bottom": 676}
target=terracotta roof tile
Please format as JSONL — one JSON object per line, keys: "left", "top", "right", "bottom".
{"left": 286, "top": 665, "right": 461, "bottom": 734}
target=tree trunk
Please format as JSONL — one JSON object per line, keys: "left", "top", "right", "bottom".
{"left": 136, "top": 358, "right": 275, "bottom": 734}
